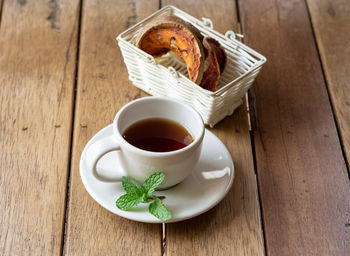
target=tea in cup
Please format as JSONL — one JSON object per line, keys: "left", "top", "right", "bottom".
{"left": 85, "top": 96, "right": 204, "bottom": 189}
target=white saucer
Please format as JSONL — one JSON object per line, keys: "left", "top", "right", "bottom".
{"left": 80, "top": 124, "right": 234, "bottom": 223}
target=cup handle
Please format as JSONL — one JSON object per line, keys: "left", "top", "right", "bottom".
{"left": 85, "top": 135, "right": 125, "bottom": 182}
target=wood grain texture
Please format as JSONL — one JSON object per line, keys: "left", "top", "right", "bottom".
{"left": 162, "top": 1, "right": 265, "bottom": 255}
{"left": 239, "top": 0, "right": 350, "bottom": 255}
{"left": 0, "top": 0, "right": 79, "bottom": 255}
{"left": 63, "top": 1, "right": 162, "bottom": 255}
{"left": 306, "top": 0, "right": 350, "bottom": 167}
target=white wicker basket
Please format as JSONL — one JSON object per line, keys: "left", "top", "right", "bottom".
{"left": 117, "top": 5, "right": 266, "bottom": 127}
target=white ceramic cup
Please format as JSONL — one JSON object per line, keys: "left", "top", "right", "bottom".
{"left": 85, "top": 96, "right": 205, "bottom": 189}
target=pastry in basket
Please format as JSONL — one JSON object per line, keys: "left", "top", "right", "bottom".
{"left": 137, "top": 15, "right": 226, "bottom": 92}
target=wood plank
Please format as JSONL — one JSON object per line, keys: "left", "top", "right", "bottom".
{"left": 0, "top": 0, "right": 3, "bottom": 22}
{"left": 63, "top": 1, "right": 162, "bottom": 255}
{"left": 162, "top": 1, "right": 265, "bottom": 255}
{"left": 239, "top": 0, "right": 350, "bottom": 255}
{"left": 0, "top": 0, "right": 79, "bottom": 255}
{"left": 306, "top": 0, "right": 350, "bottom": 167}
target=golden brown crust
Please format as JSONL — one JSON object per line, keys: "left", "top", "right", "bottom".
{"left": 137, "top": 16, "right": 226, "bottom": 91}
{"left": 137, "top": 16, "right": 205, "bottom": 84}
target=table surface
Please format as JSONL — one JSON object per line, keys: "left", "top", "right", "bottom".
{"left": 1, "top": 0, "right": 349, "bottom": 255}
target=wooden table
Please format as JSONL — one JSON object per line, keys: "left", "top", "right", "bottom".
{"left": 1, "top": 0, "right": 349, "bottom": 255}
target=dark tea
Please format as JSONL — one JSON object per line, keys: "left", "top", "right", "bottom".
{"left": 122, "top": 118, "right": 193, "bottom": 152}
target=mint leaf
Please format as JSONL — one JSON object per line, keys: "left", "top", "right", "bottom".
{"left": 116, "top": 193, "right": 142, "bottom": 210}
{"left": 149, "top": 197, "right": 172, "bottom": 221}
{"left": 122, "top": 176, "right": 143, "bottom": 196}
{"left": 142, "top": 172, "right": 165, "bottom": 196}
{"left": 116, "top": 172, "right": 172, "bottom": 221}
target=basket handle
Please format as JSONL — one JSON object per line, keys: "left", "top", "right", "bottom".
{"left": 199, "top": 17, "right": 213, "bottom": 29}
{"left": 225, "top": 30, "right": 244, "bottom": 41}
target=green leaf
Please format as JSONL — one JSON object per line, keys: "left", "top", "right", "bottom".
{"left": 122, "top": 176, "right": 143, "bottom": 196}
{"left": 116, "top": 193, "right": 142, "bottom": 210}
{"left": 149, "top": 197, "right": 172, "bottom": 221}
{"left": 142, "top": 172, "right": 165, "bottom": 196}
{"left": 116, "top": 173, "right": 171, "bottom": 221}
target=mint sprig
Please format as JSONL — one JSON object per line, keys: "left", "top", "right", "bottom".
{"left": 116, "top": 172, "right": 172, "bottom": 221}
